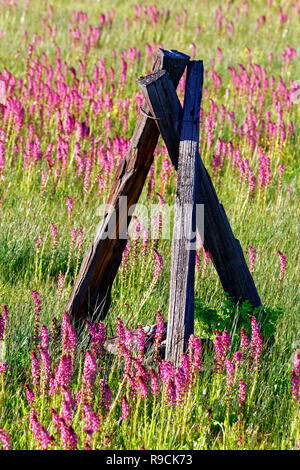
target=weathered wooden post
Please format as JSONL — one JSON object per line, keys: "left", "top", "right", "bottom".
{"left": 66, "top": 49, "right": 190, "bottom": 323}
{"left": 140, "top": 62, "right": 203, "bottom": 364}
{"left": 138, "top": 66, "right": 262, "bottom": 315}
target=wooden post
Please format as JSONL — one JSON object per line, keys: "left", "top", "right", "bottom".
{"left": 166, "top": 62, "right": 202, "bottom": 364}
{"left": 138, "top": 66, "right": 262, "bottom": 313}
{"left": 66, "top": 49, "right": 190, "bottom": 323}
{"left": 143, "top": 61, "right": 202, "bottom": 365}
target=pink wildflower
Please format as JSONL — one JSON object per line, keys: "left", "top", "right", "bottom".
{"left": 121, "top": 395, "right": 130, "bottom": 420}
{"left": 0, "top": 429, "right": 11, "bottom": 450}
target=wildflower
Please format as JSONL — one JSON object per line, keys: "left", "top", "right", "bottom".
{"left": 214, "top": 330, "right": 223, "bottom": 369}
{"left": 153, "top": 248, "right": 163, "bottom": 281}
{"left": 225, "top": 358, "right": 235, "bottom": 391}
{"left": 234, "top": 351, "right": 242, "bottom": 366}
{"left": 153, "top": 311, "right": 164, "bottom": 359}
{"left": 61, "top": 399, "right": 73, "bottom": 426}
{"left": 277, "top": 250, "right": 286, "bottom": 282}
{"left": 40, "top": 345, "right": 51, "bottom": 394}
{"left": 189, "top": 335, "right": 202, "bottom": 374}
{"left": 104, "top": 383, "right": 112, "bottom": 415}
{"left": 25, "top": 383, "right": 35, "bottom": 407}
{"left": 121, "top": 395, "right": 130, "bottom": 421}
{"left": 40, "top": 325, "right": 49, "bottom": 349}
{"left": 31, "top": 290, "right": 41, "bottom": 348}
{"left": 60, "top": 418, "right": 78, "bottom": 450}
{"left": 85, "top": 320, "right": 106, "bottom": 359}
{"left": 0, "top": 429, "right": 11, "bottom": 450}
{"left": 66, "top": 196, "right": 73, "bottom": 216}
{"left": 29, "top": 408, "right": 53, "bottom": 450}
{"left": 82, "top": 350, "right": 97, "bottom": 403}
{"left": 240, "top": 327, "right": 249, "bottom": 360}
{"left": 116, "top": 317, "right": 126, "bottom": 353}
{"left": 180, "top": 353, "right": 191, "bottom": 391}
{"left": 1, "top": 305, "right": 8, "bottom": 324}
{"left": 250, "top": 316, "right": 263, "bottom": 365}
{"left": 150, "top": 368, "right": 159, "bottom": 396}
{"left": 56, "top": 354, "right": 73, "bottom": 390}
{"left": 83, "top": 403, "right": 100, "bottom": 434}
{"left": 31, "top": 350, "right": 40, "bottom": 388}
{"left": 51, "top": 408, "right": 60, "bottom": 430}
{"left": 0, "top": 314, "right": 5, "bottom": 340}
{"left": 137, "top": 324, "right": 145, "bottom": 361}
{"left": 57, "top": 272, "right": 65, "bottom": 295}
{"left": 175, "top": 366, "right": 186, "bottom": 404}
{"left": 238, "top": 379, "right": 247, "bottom": 410}
{"left": 50, "top": 221, "right": 58, "bottom": 248}
{"left": 292, "top": 349, "right": 300, "bottom": 402}
{"left": 202, "top": 249, "right": 210, "bottom": 276}
{"left": 248, "top": 245, "right": 256, "bottom": 273}
{"left": 62, "top": 314, "right": 77, "bottom": 361}
{"left": 138, "top": 376, "right": 148, "bottom": 399}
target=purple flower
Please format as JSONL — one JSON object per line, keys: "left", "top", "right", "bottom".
{"left": 250, "top": 316, "right": 263, "bottom": 365}
{"left": 238, "top": 379, "right": 247, "bottom": 410}
{"left": 0, "top": 429, "right": 11, "bottom": 450}
{"left": 150, "top": 368, "right": 159, "bottom": 396}
{"left": 137, "top": 325, "right": 145, "bottom": 361}
{"left": 277, "top": 250, "right": 286, "bottom": 282}
{"left": 153, "top": 248, "right": 163, "bottom": 281}
{"left": 153, "top": 311, "right": 164, "bottom": 359}
{"left": 60, "top": 418, "right": 78, "bottom": 450}
{"left": 225, "top": 358, "right": 235, "bottom": 390}
{"left": 121, "top": 395, "right": 130, "bottom": 420}
{"left": 82, "top": 350, "right": 97, "bottom": 403}
{"left": 248, "top": 245, "right": 256, "bottom": 273}
{"left": 240, "top": 327, "right": 249, "bottom": 360}
{"left": 31, "top": 350, "right": 40, "bottom": 388}
{"left": 292, "top": 350, "right": 300, "bottom": 402}
{"left": 188, "top": 335, "right": 202, "bottom": 374}
{"left": 25, "top": 383, "right": 35, "bottom": 407}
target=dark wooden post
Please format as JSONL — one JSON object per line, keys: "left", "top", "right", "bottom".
{"left": 138, "top": 66, "right": 262, "bottom": 313}
{"left": 66, "top": 49, "right": 190, "bottom": 323}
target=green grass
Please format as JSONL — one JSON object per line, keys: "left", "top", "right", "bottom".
{"left": 0, "top": 0, "right": 299, "bottom": 450}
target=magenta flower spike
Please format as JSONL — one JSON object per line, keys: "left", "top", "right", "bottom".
{"left": 238, "top": 379, "right": 247, "bottom": 410}
{"left": 225, "top": 358, "right": 235, "bottom": 390}
{"left": 60, "top": 418, "right": 78, "bottom": 450}
{"left": 0, "top": 429, "right": 11, "bottom": 450}
{"left": 121, "top": 395, "right": 130, "bottom": 421}
{"left": 137, "top": 324, "right": 146, "bottom": 361}
{"left": 153, "top": 311, "right": 164, "bottom": 359}
{"left": 31, "top": 350, "right": 40, "bottom": 389}
{"left": 153, "top": 248, "right": 163, "bottom": 281}
{"left": 0, "top": 314, "right": 5, "bottom": 341}
{"left": 250, "top": 316, "right": 263, "bottom": 365}
{"left": 277, "top": 250, "right": 286, "bottom": 282}
{"left": 138, "top": 376, "right": 148, "bottom": 399}
{"left": 189, "top": 335, "right": 202, "bottom": 374}
{"left": 248, "top": 245, "right": 256, "bottom": 273}
{"left": 40, "top": 325, "right": 49, "bottom": 350}
{"left": 150, "top": 368, "right": 159, "bottom": 396}
{"left": 292, "top": 350, "right": 300, "bottom": 402}
{"left": 240, "top": 327, "right": 249, "bottom": 360}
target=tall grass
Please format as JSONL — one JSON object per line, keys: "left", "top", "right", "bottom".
{"left": 0, "top": 0, "right": 299, "bottom": 450}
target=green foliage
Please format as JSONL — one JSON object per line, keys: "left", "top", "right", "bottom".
{"left": 195, "top": 297, "right": 283, "bottom": 341}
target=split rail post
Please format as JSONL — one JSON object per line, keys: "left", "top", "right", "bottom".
{"left": 141, "top": 61, "right": 203, "bottom": 365}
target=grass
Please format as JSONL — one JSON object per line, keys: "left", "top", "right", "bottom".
{"left": 0, "top": 0, "right": 299, "bottom": 450}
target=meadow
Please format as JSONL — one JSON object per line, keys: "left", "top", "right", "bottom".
{"left": 0, "top": 0, "right": 299, "bottom": 450}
